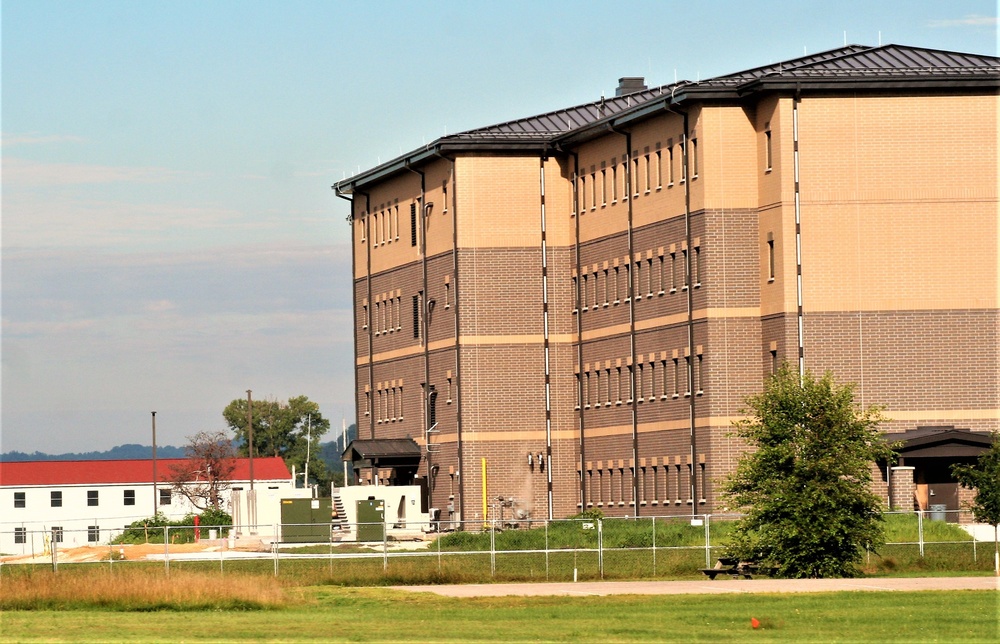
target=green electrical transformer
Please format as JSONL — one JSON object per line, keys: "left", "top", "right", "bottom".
{"left": 280, "top": 498, "right": 334, "bottom": 543}
{"left": 356, "top": 497, "right": 385, "bottom": 542}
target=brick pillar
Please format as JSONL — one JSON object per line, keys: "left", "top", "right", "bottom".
{"left": 890, "top": 466, "right": 916, "bottom": 511}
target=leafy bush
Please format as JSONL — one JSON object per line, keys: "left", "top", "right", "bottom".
{"left": 112, "top": 510, "right": 232, "bottom": 544}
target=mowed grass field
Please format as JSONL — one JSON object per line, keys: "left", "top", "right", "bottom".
{"left": 1, "top": 568, "right": 997, "bottom": 643}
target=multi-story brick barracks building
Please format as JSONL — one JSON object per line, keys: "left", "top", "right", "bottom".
{"left": 333, "top": 45, "right": 999, "bottom": 523}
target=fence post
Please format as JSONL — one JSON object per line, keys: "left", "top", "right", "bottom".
{"left": 651, "top": 517, "right": 656, "bottom": 576}
{"left": 598, "top": 518, "right": 604, "bottom": 579}
{"left": 918, "top": 510, "right": 924, "bottom": 558}
{"left": 382, "top": 523, "right": 388, "bottom": 573}
{"left": 437, "top": 524, "right": 442, "bottom": 574}
{"left": 490, "top": 522, "right": 496, "bottom": 577}
{"left": 545, "top": 521, "right": 549, "bottom": 581}
{"left": 704, "top": 515, "right": 712, "bottom": 569}
{"left": 51, "top": 535, "right": 58, "bottom": 573}
{"left": 273, "top": 540, "right": 279, "bottom": 577}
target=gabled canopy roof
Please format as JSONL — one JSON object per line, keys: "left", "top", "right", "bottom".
{"left": 0, "top": 457, "right": 291, "bottom": 487}
{"left": 342, "top": 438, "right": 421, "bottom": 468}
{"left": 889, "top": 427, "right": 994, "bottom": 459}
{"left": 333, "top": 44, "right": 999, "bottom": 197}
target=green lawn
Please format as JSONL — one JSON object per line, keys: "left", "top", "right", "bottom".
{"left": 1, "top": 588, "right": 996, "bottom": 643}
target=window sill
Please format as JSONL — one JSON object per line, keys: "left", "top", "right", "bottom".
{"left": 767, "top": 278, "right": 775, "bottom": 283}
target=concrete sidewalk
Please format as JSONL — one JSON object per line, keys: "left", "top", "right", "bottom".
{"left": 393, "top": 576, "right": 998, "bottom": 597}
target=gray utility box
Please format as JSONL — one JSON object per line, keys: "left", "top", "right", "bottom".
{"left": 280, "top": 497, "right": 333, "bottom": 543}
{"left": 356, "top": 498, "right": 385, "bottom": 542}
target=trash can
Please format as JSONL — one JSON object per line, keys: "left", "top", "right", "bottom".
{"left": 929, "top": 504, "right": 947, "bottom": 522}
{"left": 209, "top": 529, "right": 218, "bottom": 540}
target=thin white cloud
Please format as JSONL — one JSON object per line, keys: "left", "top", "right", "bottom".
{"left": 3, "top": 156, "right": 194, "bottom": 187}
{"left": 927, "top": 14, "right": 997, "bottom": 28}
{"left": 1, "top": 132, "right": 86, "bottom": 147}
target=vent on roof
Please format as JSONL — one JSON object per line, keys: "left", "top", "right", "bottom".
{"left": 616, "top": 77, "right": 647, "bottom": 96}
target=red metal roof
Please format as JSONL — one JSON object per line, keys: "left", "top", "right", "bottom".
{"left": 0, "top": 457, "right": 290, "bottom": 486}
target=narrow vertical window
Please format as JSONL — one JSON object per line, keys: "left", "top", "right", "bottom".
{"left": 365, "top": 390, "right": 371, "bottom": 417}
{"left": 592, "top": 271, "right": 599, "bottom": 308}
{"left": 661, "top": 359, "right": 669, "bottom": 399}
{"left": 373, "top": 301, "right": 380, "bottom": 336}
{"left": 667, "top": 143, "right": 675, "bottom": 185}
{"left": 670, "top": 252, "right": 678, "bottom": 293}
{"left": 442, "top": 180, "right": 449, "bottom": 212}
{"left": 632, "top": 155, "right": 640, "bottom": 196}
{"left": 572, "top": 276, "right": 579, "bottom": 313}
{"left": 362, "top": 303, "right": 369, "bottom": 330}
{"left": 771, "top": 349, "right": 779, "bottom": 375}
{"left": 644, "top": 153, "right": 651, "bottom": 193}
{"left": 601, "top": 168, "right": 607, "bottom": 206}
{"left": 581, "top": 274, "right": 588, "bottom": 311}
{"left": 51, "top": 491, "right": 62, "bottom": 507}
{"left": 682, "top": 249, "right": 689, "bottom": 290}
{"left": 655, "top": 148, "right": 662, "bottom": 188}
{"left": 590, "top": 171, "right": 597, "bottom": 210}
{"left": 14, "top": 492, "right": 25, "bottom": 508}
{"left": 696, "top": 353, "right": 704, "bottom": 395}
{"left": 767, "top": 235, "right": 776, "bottom": 282}
{"left": 764, "top": 123, "right": 773, "bottom": 172}
{"left": 444, "top": 281, "right": 451, "bottom": 309}
{"left": 626, "top": 366, "right": 634, "bottom": 404}
{"left": 394, "top": 205, "right": 400, "bottom": 242}
{"left": 605, "top": 368, "right": 613, "bottom": 407}
{"left": 680, "top": 139, "right": 687, "bottom": 183}
{"left": 691, "top": 137, "right": 699, "bottom": 178}
{"left": 622, "top": 160, "right": 629, "bottom": 199}
{"left": 611, "top": 164, "right": 618, "bottom": 202}
{"left": 584, "top": 372, "right": 592, "bottom": 409}
{"left": 580, "top": 176, "right": 587, "bottom": 211}
{"left": 359, "top": 219, "right": 366, "bottom": 244}
{"left": 684, "top": 355, "right": 692, "bottom": 397}
{"left": 694, "top": 246, "right": 702, "bottom": 287}
{"left": 410, "top": 203, "right": 418, "bottom": 247}
{"left": 616, "top": 367, "right": 623, "bottom": 405}
{"left": 673, "top": 358, "right": 680, "bottom": 397}
{"left": 395, "top": 295, "right": 402, "bottom": 331}
{"left": 647, "top": 258, "right": 654, "bottom": 297}
{"left": 634, "top": 260, "right": 642, "bottom": 300}
{"left": 574, "top": 373, "right": 582, "bottom": 410}
{"left": 658, "top": 254, "right": 666, "bottom": 295}
{"left": 87, "top": 490, "right": 98, "bottom": 507}
{"left": 603, "top": 269, "right": 610, "bottom": 307}
{"left": 613, "top": 266, "right": 621, "bottom": 304}
{"left": 428, "top": 387, "right": 438, "bottom": 427}
{"left": 412, "top": 293, "right": 422, "bottom": 339}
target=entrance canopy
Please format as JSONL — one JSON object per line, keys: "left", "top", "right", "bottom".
{"left": 891, "top": 426, "right": 993, "bottom": 460}
{"left": 342, "top": 438, "right": 422, "bottom": 486}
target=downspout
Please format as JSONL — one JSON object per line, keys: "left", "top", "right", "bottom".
{"left": 538, "top": 156, "right": 554, "bottom": 521}
{"left": 607, "top": 123, "right": 640, "bottom": 516}
{"left": 337, "top": 187, "right": 375, "bottom": 441}
{"left": 404, "top": 162, "right": 432, "bottom": 483}
{"left": 567, "top": 149, "right": 586, "bottom": 511}
{"left": 433, "top": 149, "right": 465, "bottom": 525}
{"left": 792, "top": 85, "right": 805, "bottom": 381}
{"left": 662, "top": 98, "right": 698, "bottom": 514}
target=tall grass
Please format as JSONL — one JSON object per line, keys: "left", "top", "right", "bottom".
{"left": 0, "top": 568, "right": 288, "bottom": 611}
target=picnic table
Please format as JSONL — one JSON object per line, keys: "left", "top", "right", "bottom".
{"left": 700, "top": 557, "right": 763, "bottom": 579}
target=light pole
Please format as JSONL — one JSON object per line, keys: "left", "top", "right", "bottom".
{"left": 151, "top": 411, "right": 158, "bottom": 516}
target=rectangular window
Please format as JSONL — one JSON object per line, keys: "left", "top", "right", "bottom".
{"left": 661, "top": 359, "right": 669, "bottom": 399}
{"left": 632, "top": 156, "right": 640, "bottom": 196}
{"left": 696, "top": 354, "right": 704, "bottom": 395}
{"left": 644, "top": 153, "right": 651, "bottom": 193}
{"left": 648, "top": 361, "right": 656, "bottom": 402}
{"left": 611, "top": 165, "right": 618, "bottom": 202}
{"left": 668, "top": 144, "right": 675, "bottom": 185}
{"left": 87, "top": 490, "right": 98, "bottom": 507}
{"left": 685, "top": 356, "right": 692, "bottom": 397}
{"left": 365, "top": 390, "right": 371, "bottom": 417}
{"left": 159, "top": 489, "right": 171, "bottom": 506}
{"left": 410, "top": 203, "right": 418, "bottom": 247}
{"left": 124, "top": 489, "right": 135, "bottom": 506}
{"left": 633, "top": 261, "right": 642, "bottom": 300}
{"left": 584, "top": 372, "right": 592, "bottom": 409}
{"left": 682, "top": 248, "right": 689, "bottom": 290}
{"left": 658, "top": 254, "right": 666, "bottom": 295}
{"left": 362, "top": 303, "right": 369, "bottom": 330}
{"left": 590, "top": 172, "right": 597, "bottom": 210}
{"left": 613, "top": 266, "right": 621, "bottom": 304}
{"left": 88, "top": 526, "right": 100, "bottom": 543}
{"left": 680, "top": 139, "right": 687, "bottom": 183}
{"left": 691, "top": 137, "right": 699, "bottom": 178}
{"left": 14, "top": 492, "right": 25, "bottom": 508}
{"left": 443, "top": 181, "right": 449, "bottom": 212}
{"left": 579, "top": 176, "right": 587, "bottom": 211}
{"left": 616, "top": 367, "right": 623, "bottom": 405}
{"left": 767, "top": 237, "right": 776, "bottom": 281}
{"left": 655, "top": 149, "right": 662, "bottom": 189}
{"left": 412, "top": 293, "right": 422, "bottom": 339}
{"left": 694, "top": 246, "right": 702, "bottom": 287}
{"left": 673, "top": 358, "right": 680, "bottom": 397}
{"left": 622, "top": 160, "right": 629, "bottom": 199}
{"left": 14, "top": 527, "right": 26, "bottom": 544}
{"left": 51, "top": 527, "right": 63, "bottom": 543}
{"left": 765, "top": 124, "right": 773, "bottom": 172}
{"left": 636, "top": 363, "right": 644, "bottom": 402}
{"left": 444, "top": 281, "right": 451, "bottom": 309}
{"left": 601, "top": 168, "right": 607, "bottom": 206}
{"left": 670, "top": 252, "right": 678, "bottom": 292}
{"left": 580, "top": 274, "right": 588, "bottom": 310}
{"left": 50, "top": 491, "right": 62, "bottom": 507}
{"left": 771, "top": 349, "right": 779, "bottom": 375}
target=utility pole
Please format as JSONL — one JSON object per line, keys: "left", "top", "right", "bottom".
{"left": 151, "top": 411, "right": 158, "bottom": 516}
{"left": 246, "top": 389, "right": 254, "bottom": 490}
{"left": 304, "top": 414, "right": 311, "bottom": 491}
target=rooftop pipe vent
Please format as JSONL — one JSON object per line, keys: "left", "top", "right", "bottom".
{"left": 615, "top": 77, "right": 647, "bottom": 96}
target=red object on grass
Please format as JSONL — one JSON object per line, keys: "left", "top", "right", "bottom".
{"left": 751, "top": 618, "right": 760, "bottom": 629}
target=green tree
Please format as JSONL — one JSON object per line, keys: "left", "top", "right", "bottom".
{"left": 722, "top": 365, "right": 895, "bottom": 578}
{"left": 951, "top": 432, "right": 1000, "bottom": 575}
{"left": 223, "top": 395, "right": 330, "bottom": 491}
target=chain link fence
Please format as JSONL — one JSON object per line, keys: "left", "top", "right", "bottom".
{"left": 2, "top": 509, "right": 992, "bottom": 579}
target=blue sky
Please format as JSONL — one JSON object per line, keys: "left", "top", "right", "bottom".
{"left": 2, "top": 1, "right": 996, "bottom": 453}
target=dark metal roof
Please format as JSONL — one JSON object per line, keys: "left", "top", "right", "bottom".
{"left": 342, "top": 438, "right": 422, "bottom": 464}
{"left": 334, "top": 44, "right": 999, "bottom": 195}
